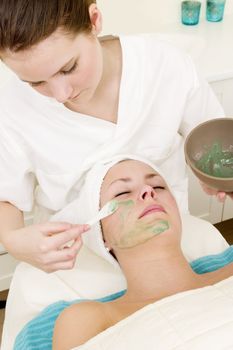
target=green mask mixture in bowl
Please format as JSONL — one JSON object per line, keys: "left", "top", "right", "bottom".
{"left": 184, "top": 118, "right": 233, "bottom": 192}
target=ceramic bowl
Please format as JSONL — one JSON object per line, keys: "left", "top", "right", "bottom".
{"left": 184, "top": 118, "right": 233, "bottom": 192}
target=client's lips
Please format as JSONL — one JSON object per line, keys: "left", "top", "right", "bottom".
{"left": 139, "top": 205, "right": 165, "bottom": 219}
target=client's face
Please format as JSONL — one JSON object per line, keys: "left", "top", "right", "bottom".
{"left": 100, "top": 160, "right": 181, "bottom": 251}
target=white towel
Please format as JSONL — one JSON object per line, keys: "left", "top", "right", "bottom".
{"left": 72, "top": 276, "right": 233, "bottom": 350}
{"left": 51, "top": 154, "right": 170, "bottom": 268}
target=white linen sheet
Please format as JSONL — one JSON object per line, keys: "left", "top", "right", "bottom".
{"left": 1, "top": 214, "right": 229, "bottom": 350}
{"left": 73, "top": 276, "right": 233, "bottom": 350}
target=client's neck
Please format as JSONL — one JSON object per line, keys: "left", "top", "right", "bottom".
{"left": 119, "top": 243, "right": 202, "bottom": 303}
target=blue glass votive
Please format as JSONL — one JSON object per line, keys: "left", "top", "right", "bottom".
{"left": 181, "top": 1, "right": 202, "bottom": 25}
{"left": 206, "top": 0, "right": 226, "bottom": 22}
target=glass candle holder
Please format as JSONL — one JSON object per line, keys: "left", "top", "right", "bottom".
{"left": 181, "top": 1, "right": 202, "bottom": 25}
{"left": 206, "top": 0, "right": 226, "bottom": 22}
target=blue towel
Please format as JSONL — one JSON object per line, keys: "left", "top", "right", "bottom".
{"left": 14, "top": 245, "right": 233, "bottom": 350}
{"left": 14, "top": 290, "right": 125, "bottom": 350}
{"left": 190, "top": 245, "right": 233, "bottom": 273}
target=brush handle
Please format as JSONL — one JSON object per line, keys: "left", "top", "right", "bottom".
{"left": 86, "top": 216, "right": 101, "bottom": 226}
{"left": 86, "top": 200, "right": 118, "bottom": 226}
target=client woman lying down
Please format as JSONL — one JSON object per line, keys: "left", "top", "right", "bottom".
{"left": 52, "top": 156, "right": 233, "bottom": 350}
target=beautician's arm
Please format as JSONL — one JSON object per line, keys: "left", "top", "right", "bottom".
{"left": 0, "top": 201, "right": 24, "bottom": 235}
{"left": 0, "top": 201, "right": 89, "bottom": 273}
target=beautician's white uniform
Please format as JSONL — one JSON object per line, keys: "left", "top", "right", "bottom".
{"left": 1, "top": 34, "right": 224, "bottom": 349}
{"left": 0, "top": 34, "right": 223, "bottom": 217}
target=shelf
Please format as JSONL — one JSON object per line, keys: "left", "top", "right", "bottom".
{"left": 157, "top": 14, "right": 233, "bottom": 82}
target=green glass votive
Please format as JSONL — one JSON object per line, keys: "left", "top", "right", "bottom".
{"left": 181, "top": 1, "right": 201, "bottom": 25}
{"left": 206, "top": 0, "right": 226, "bottom": 22}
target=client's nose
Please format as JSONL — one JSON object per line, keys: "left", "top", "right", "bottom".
{"left": 139, "top": 185, "right": 156, "bottom": 200}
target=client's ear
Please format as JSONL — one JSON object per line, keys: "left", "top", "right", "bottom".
{"left": 104, "top": 241, "right": 118, "bottom": 261}
{"left": 103, "top": 234, "right": 112, "bottom": 252}
{"left": 105, "top": 245, "right": 111, "bottom": 252}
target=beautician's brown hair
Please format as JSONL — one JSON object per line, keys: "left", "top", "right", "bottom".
{"left": 0, "top": 0, "right": 96, "bottom": 52}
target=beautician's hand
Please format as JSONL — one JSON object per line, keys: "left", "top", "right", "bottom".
{"left": 200, "top": 182, "right": 233, "bottom": 202}
{"left": 3, "top": 222, "right": 90, "bottom": 273}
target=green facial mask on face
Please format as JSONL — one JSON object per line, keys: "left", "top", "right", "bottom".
{"left": 111, "top": 199, "right": 170, "bottom": 249}
{"left": 118, "top": 199, "right": 134, "bottom": 228}
{"left": 114, "top": 219, "right": 170, "bottom": 249}
{"left": 152, "top": 220, "right": 169, "bottom": 234}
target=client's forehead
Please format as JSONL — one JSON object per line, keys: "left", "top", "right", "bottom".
{"left": 103, "top": 160, "right": 159, "bottom": 186}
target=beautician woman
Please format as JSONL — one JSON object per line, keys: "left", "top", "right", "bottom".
{"left": 0, "top": 0, "right": 224, "bottom": 272}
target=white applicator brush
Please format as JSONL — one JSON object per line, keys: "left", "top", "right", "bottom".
{"left": 61, "top": 200, "right": 119, "bottom": 249}
{"left": 86, "top": 199, "right": 119, "bottom": 226}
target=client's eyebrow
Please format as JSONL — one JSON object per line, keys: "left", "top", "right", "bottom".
{"left": 109, "top": 173, "right": 159, "bottom": 187}
{"left": 21, "top": 57, "right": 75, "bottom": 84}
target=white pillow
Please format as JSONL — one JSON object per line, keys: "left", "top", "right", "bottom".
{"left": 181, "top": 214, "right": 229, "bottom": 262}
{"left": 0, "top": 243, "right": 6, "bottom": 254}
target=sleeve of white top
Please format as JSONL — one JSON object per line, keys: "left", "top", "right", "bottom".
{"left": 0, "top": 124, "right": 36, "bottom": 211}
{"left": 179, "top": 54, "right": 225, "bottom": 138}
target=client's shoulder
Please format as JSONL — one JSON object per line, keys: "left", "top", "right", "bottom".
{"left": 53, "top": 300, "right": 108, "bottom": 349}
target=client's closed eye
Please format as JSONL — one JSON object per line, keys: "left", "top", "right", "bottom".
{"left": 115, "top": 191, "right": 130, "bottom": 198}
{"left": 153, "top": 186, "right": 165, "bottom": 190}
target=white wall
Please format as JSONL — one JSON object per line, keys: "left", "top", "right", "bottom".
{"left": 98, "top": 0, "right": 233, "bottom": 35}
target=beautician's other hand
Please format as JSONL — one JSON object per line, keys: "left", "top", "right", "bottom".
{"left": 3, "top": 222, "right": 90, "bottom": 273}
{"left": 200, "top": 182, "right": 233, "bottom": 202}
